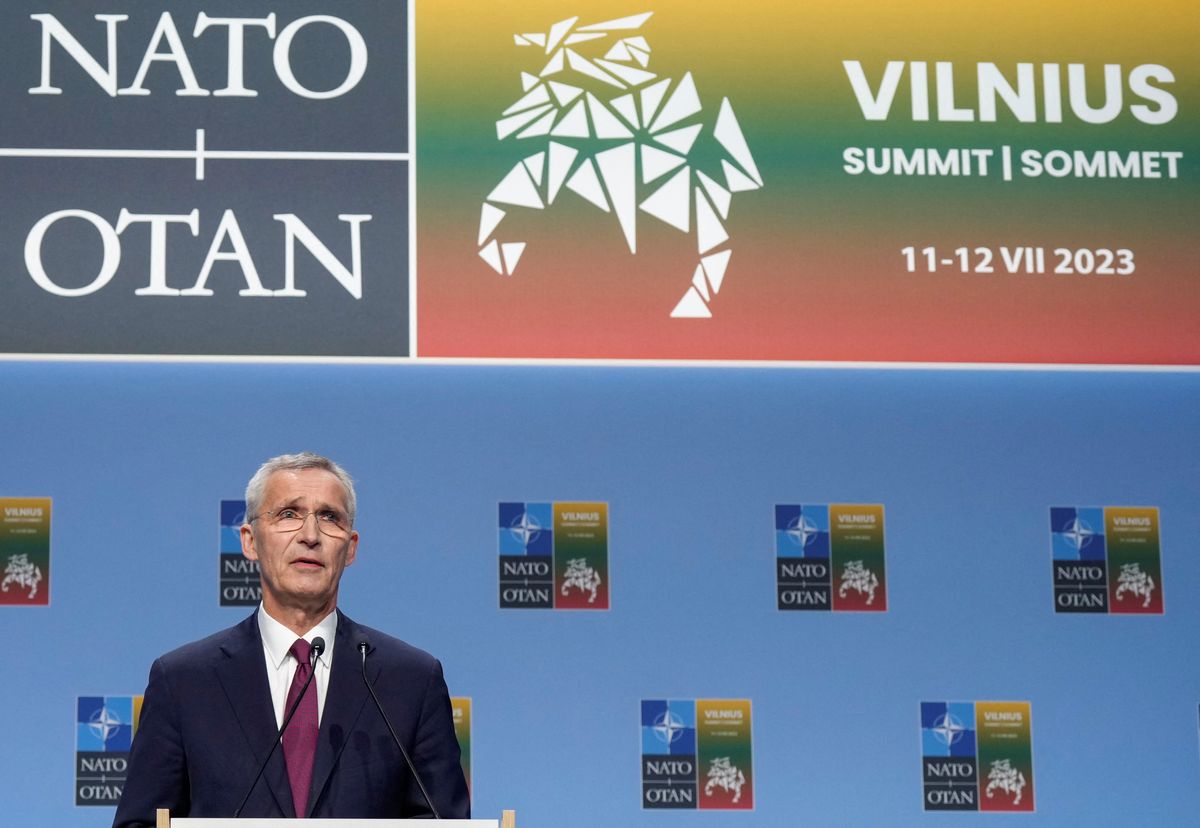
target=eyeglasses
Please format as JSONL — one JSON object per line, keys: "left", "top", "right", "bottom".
{"left": 252, "top": 507, "right": 352, "bottom": 538}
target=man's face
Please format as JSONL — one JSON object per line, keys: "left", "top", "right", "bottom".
{"left": 241, "top": 468, "right": 358, "bottom": 617}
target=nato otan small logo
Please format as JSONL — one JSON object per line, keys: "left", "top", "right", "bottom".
{"left": 76, "top": 695, "right": 141, "bottom": 806}
{"left": 641, "top": 699, "right": 753, "bottom": 810}
{"left": 219, "top": 499, "right": 260, "bottom": 606}
{"left": 775, "top": 504, "right": 887, "bottom": 611}
{"left": 1050, "top": 506, "right": 1163, "bottom": 614}
{"left": 498, "top": 502, "right": 609, "bottom": 609}
{"left": 920, "top": 701, "right": 1034, "bottom": 812}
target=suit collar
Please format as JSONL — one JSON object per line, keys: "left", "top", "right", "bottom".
{"left": 214, "top": 610, "right": 295, "bottom": 817}
{"left": 305, "top": 609, "right": 377, "bottom": 817}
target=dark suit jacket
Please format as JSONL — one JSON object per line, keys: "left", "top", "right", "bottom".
{"left": 113, "top": 610, "right": 469, "bottom": 826}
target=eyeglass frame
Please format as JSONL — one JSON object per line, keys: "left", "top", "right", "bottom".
{"left": 249, "top": 507, "right": 353, "bottom": 538}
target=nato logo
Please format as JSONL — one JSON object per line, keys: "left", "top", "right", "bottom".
{"left": 775, "top": 504, "right": 830, "bottom": 558}
{"left": 76, "top": 695, "right": 140, "bottom": 806}
{"left": 775, "top": 504, "right": 831, "bottom": 609}
{"left": 643, "top": 700, "right": 698, "bottom": 756}
{"left": 219, "top": 499, "right": 260, "bottom": 607}
{"left": 641, "top": 700, "right": 698, "bottom": 808}
{"left": 921, "top": 702, "right": 978, "bottom": 810}
{"left": 499, "top": 502, "right": 553, "bottom": 554}
{"left": 498, "top": 502, "right": 554, "bottom": 607}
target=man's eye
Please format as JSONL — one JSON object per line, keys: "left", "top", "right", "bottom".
{"left": 318, "top": 511, "right": 342, "bottom": 524}
{"left": 277, "top": 508, "right": 299, "bottom": 519}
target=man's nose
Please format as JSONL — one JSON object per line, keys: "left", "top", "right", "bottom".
{"left": 296, "top": 511, "right": 322, "bottom": 543}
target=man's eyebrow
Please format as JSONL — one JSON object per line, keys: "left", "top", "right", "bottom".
{"left": 273, "top": 497, "right": 345, "bottom": 513}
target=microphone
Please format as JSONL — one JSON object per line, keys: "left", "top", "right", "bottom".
{"left": 233, "top": 636, "right": 326, "bottom": 818}
{"left": 358, "top": 640, "right": 441, "bottom": 820}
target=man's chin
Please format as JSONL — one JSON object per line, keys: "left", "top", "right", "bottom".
{"left": 265, "top": 582, "right": 337, "bottom": 608}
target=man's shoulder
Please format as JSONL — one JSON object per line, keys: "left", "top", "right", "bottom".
{"left": 153, "top": 613, "right": 257, "bottom": 671}
{"left": 338, "top": 614, "right": 440, "bottom": 671}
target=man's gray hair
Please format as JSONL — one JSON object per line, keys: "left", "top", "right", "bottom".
{"left": 244, "top": 452, "right": 357, "bottom": 526}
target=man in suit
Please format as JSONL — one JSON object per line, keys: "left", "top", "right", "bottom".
{"left": 113, "top": 453, "right": 469, "bottom": 826}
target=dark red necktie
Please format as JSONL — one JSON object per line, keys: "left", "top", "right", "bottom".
{"left": 283, "top": 638, "right": 318, "bottom": 817}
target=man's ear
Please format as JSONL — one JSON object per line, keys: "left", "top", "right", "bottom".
{"left": 240, "top": 523, "right": 258, "bottom": 561}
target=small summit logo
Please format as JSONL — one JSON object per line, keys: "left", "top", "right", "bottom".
{"left": 0, "top": 498, "right": 51, "bottom": 606}
{"left": 451, "top": 697, "right": 472, "bottom": 797}
{"left": 1050, "top": 506, "right": 1163, "bottom": 614}
{"left": 641, "top": 699, "right": 753, "bottom": 810}
{"left": 920, "top": 701, "right": 1035, "bottom": 812}
{"left": 219, "top": 499, "right": 260, "bottom": 606}
{"left": 775, "top": 504, "right": 887, "bottom": 611}
{"left": 75, "top": 695, "right": 141, "bottom": 806}
{"left": 498, "top": 502, "right": 609, "bottom": 609}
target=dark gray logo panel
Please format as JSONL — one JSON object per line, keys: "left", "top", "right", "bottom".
{"left": 2, "top": 2, "right": 409, "bottom": 356}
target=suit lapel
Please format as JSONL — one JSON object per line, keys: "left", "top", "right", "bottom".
{"left": 214, "top": 612, "right": 294, "bottom": 818}
{"left": 305, "top": 611, "right": 373, "bottom": 817}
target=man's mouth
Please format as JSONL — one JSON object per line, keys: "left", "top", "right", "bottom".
{"left": 291, "top": 557, "right": 324, "bottom": 569}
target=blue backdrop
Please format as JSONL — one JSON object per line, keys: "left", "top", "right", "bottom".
{"left": 1, "top": 361, "right": 1198, "bottom": 825}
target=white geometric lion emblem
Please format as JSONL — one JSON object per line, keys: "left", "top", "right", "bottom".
{"left": 984, "top": 758, "right": 1026, "bottom": 805}
{"left": 560, "top": 557, "right": 601, "bottom": 603}
{"left": 478, "top": 11, "right": 763, "bottom": 318}
{"left": 703, "top": 756, "right": 746, "bottom": 803}
{"left": 838, "top": 560, "right": 879, "bottom": 605}
{"left": 1114, "top": 562, "right": 1155, "bottom": 608}
{"left": 1, "top": 553, "right": 42, "bottom": 599}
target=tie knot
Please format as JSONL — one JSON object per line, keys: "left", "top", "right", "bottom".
{"left": 290, "top": 638, "right": 312, "bottom": 665}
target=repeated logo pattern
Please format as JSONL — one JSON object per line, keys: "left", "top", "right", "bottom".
{"left": 57, "top": 496, "right": 1171, "bottom": 809}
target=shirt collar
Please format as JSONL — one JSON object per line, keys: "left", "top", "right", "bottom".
{"left": 257, "top": 604, "right": 338, "bottom": 669}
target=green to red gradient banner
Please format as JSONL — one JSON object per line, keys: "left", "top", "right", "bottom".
{"left": 975, "top": 702, "right": 1035, "bottom": 812}
{"left": 830, "top": 504, "right": 887, "bottom": 611}
{"left": 0, "top": 498, "right": 50, "bottom": 606}
{"left": 416, "top": 1, "right": 1198, "bottom": 364}
{"left": 1105, "top": 507, "right": 1163, "bottom": 614}
{"left": 451, "top": 697, "right": 471, "bottom": 795}
{"left": 696, "top": 699, "right": 754, "bottom": 810}
{"left": 553, "top": 502, "right": 610, "bottom": 609}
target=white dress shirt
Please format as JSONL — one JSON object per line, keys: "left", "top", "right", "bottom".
{"left": 257, "top": 605, "right": 337, "bottom": 728}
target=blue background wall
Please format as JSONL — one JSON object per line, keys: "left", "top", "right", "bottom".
{"left": 1, "top": 361, "right": 1197, "bottom": 825}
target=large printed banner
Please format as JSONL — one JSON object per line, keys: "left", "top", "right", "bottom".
{"left": 1, "top": 1, "right": 410, "bottom": 357}
{"left": 2, "top": 1, "right": 1196, "bottom": 363}
{"left": 417, "top": 1, "right": 1198, "bottom": 364}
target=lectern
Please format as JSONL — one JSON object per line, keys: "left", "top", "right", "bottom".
{"left": 155, "top": 810, "right": 515, "bottom": 827}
